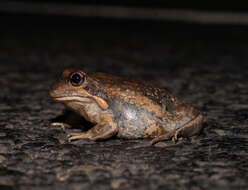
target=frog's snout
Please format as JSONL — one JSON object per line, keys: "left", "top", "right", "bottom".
{"left": 49, "top": 87, "right": 55, "bottom": 98}
{"left": 49, "top": 82, "right": 61, "bottom": 98}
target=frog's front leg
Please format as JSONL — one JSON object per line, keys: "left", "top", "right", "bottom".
{"left": 67, "top": 123, "right": 118, "bottom": 141}
{"left": 67, "top": 114, "right": 118, "bottom": 142}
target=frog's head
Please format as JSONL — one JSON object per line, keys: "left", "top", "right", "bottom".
{"left": 49, "top": 69, "right": 109, "bottom": 110}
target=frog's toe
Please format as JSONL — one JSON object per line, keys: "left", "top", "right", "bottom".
{"left": 172, "top": 135, "right": 178, "bottom": 144}
{"left": 50, "top": 122, "right": 71, "bottom": 130}
{"left": 67, "top": 133, "right": 89, "bottom": 142}
{"left": 172, "top": 130, "right": 179, "bottom": 144}
{"left": 68, "top": 136, "right": 79, "bottom": 142}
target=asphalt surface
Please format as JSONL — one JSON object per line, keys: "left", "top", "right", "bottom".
{"left": 0, "top": 17, "right": 248, "bottom": 190}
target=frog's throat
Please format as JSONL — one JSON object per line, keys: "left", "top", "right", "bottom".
{"left": 53, "top": 96, "right": 109, "bottom": 110}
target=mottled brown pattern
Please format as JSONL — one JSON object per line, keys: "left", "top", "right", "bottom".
{"left": 86, "top": 71, "right": 177, "bottom": 113}
{"left": 50, "top": 69, "right": 203, "bottom": 143}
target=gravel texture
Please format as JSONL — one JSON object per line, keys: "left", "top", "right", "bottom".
{"left": 0, "top": 17, "right": 248, "bottom": 190}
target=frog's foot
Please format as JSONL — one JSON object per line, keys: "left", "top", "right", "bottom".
{"left": 50, "top": 122, "right": 72, "bottom": 130}
{"left": 171, "top": 129, "right": 181, "bottom": 144}
{"left": 149, "top": 131, "right": 174, "bottom": 146}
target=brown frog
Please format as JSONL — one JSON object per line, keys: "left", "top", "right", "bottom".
{"left": 49, "top": 69, "right": 204, "bottom": 145}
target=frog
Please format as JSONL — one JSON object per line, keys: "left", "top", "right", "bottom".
{"left": 49, "top": 69, "right": 204, "bottom": 145}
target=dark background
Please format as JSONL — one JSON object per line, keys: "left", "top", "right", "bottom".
{"left": 0, "top": 2, "right": 248, "bottom": 190}
{"left": 1, "top": 0, "right": 248, "bottom": 11}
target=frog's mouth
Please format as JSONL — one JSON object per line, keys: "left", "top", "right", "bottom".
{"left": 52, "top": 95, "right": 109, "bottom": 110}
{"left": 52, "top": 96, "right": 92, "bottom": 104}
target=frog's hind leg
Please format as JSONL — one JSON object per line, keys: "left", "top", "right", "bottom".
{"left": 148, "top": 131, "right": 175, "bottom": 146}
{"left": 150, "top": 114, "right": 204, "bottom": 145}
{"left": 172, "top": 114, "right": 204, "bottom": 143}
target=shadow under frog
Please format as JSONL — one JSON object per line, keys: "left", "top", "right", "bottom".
{"left": 49, "top": 69, "right": 204, "bottom": 146}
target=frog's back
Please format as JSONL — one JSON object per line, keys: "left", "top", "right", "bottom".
{"left": 87, "top": 72, "right": 201, "bottom": 139}
{"left": 87, "top": 71, "right": 176, "bottom": 111}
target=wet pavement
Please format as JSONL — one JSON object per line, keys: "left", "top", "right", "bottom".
{"left": 0, "top": 17, "right": 248, "bottom": 190}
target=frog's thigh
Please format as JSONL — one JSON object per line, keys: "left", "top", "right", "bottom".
{"left": 150, "top": 114, "right": 203, "bottom": 145}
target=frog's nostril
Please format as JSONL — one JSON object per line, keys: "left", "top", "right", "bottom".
{"left": 49, "top": 88, "right": 55, "bottom": 98}
{"left": 49, "top": 84, "right": 58, "bottom": 98}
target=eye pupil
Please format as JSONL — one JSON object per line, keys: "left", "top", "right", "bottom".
{"left": 70, "top": 73, "right": 83, "bottom": 86}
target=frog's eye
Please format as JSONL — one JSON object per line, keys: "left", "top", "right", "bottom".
{"left": 70, "top": 72, "right": 85, "bottom": 86}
